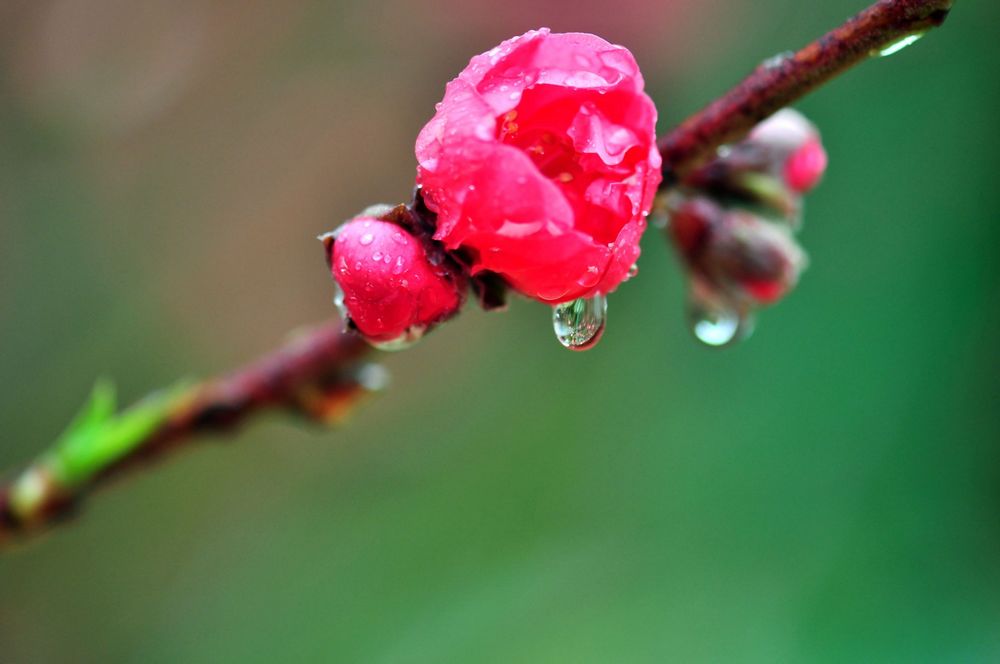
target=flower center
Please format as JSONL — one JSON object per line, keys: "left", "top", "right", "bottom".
{"left": 497, "top": 111, "right": 581, "bottom": 185}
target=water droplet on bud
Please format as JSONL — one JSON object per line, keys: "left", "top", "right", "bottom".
{"left": 687, "top": 289, "right": 754, "bottom": 347}
{"left": 552, "top": 294, "right": 607, "bottom": 351}
{"left": 332, "top": 284, "right": 347, "bottom": 318}
{"left": 359, "top": 233, "right": 374, "bottom": 246}
{"left": 371, "top": 326, "right": 427, "bottom": 352}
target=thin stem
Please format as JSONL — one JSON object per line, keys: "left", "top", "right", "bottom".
{"left": 658, "top": 0, "right": 954, "bottom": 182}
{"left": 0, "top": 0, "right": 956, "bottom": 547}
{"left": 1, "top": 323, "right": 371, "bottom": 545}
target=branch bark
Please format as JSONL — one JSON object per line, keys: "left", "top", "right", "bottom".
{"left": 658, "top": 0, "right": 954, "bottom": 182}
{"left": 1, "top": 323, "right": 371, "bottom": 545}
{"left": 0, "top": 0, "right": 955, "bottom": 547}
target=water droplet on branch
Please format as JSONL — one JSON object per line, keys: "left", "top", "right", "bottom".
{"left": 875, "top": 33, "right": 924, "bottom": 58}
{"left": 552, "top": 295, "right": 607, "bottom": 351}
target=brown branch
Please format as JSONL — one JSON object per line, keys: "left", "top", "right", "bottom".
{"left": 0, "top": 323, "right": 371, "bottom": 545}
{"left": 0, "top": 0, "right": 957, "bottom": 548}
{"left": 658, "top": 0, "right": 954, "bottom": 182}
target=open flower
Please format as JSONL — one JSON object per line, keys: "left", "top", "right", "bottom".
{"left": 416, "top": 29, "right": 661, "bottom": 303}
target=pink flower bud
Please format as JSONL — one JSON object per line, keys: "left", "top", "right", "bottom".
{"left": 749, "top": 108, "right": 827, "bottom": 193}
{"left": 668, "top": 198, "right": 805, "bottom": 306}
{"left": 684, "top": 108, "right": 826, "bottom": 221}
{"left": 748, "top": 108, "right": 817, "bottom": 152}
{"left": 415, "top": 28, "right": 662, "bottom": 304}
{"left": 783, "top": 138, "right": 827, "bottom": 193}
{"left": 327, "top": 217, "right": 465, "bottom": 347}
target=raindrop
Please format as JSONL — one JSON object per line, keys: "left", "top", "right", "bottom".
{"left": 687, "top": 289, "right": 754, "bottom": 347}
{"left": 627, "top": 263, "right": 639, "bottom": 279}
{"left": 359, "top": 233, "right": 374, "bottom": 246}
{"left": 372, "top": 250, "right": 383, "bottom": 261}
{"left": 371, "top": 325, "right": 426, "bottom": 352}
{"left": 875, "top": 33, "right": 923, "bottom": 57}
{"left": 356, "top": 363, "right": 391, "bottom": 392}
{"left": 332, "top": 284, "right": 347, "bottom": 318}
{"left": 761, "top": 51, "right": 793, "bottom": 70}
{"left": 552, "top": 294, "right": 607, "bottom": 351}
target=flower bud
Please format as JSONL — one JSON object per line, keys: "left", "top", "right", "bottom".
{"left": 783, "top": 138, "right": 827, "bottom": 193}
{"left": 324, "top": 217, "right": 465, "bottom": 349}
{"left": 750, "top": 108, "right": 827, "bottom": 193}
{"left": 748, "top": 108, "right": 817, "bottom": 153}
{"left": 685, "top": 108, "right": 827, "bottom": 220}
{"left": 668, "top": 197, "right": 805, "bottom": 306}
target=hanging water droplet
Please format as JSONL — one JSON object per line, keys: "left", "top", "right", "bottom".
{"left": 687, "top": 291, "right": 754, "bottom": 347}
{"left": 370, "top": 325, "right": 426, "bottom": 352}
{"left": 627, "top": 263, "right": 639, "bottom": 279}
{"left": 552, "top": 294, "right": 607, "bottom": 351}
{"left": 875, "top": 32, "right": 924, "bottom": 58}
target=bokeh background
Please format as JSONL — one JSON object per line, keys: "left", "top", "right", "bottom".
{"left": 1, "top": 0, "right": 998, "bottom": 661}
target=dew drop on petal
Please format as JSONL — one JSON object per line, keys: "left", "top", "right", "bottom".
{"left": 552, "top": 294, "right": 607, "bottom": 351}
{"left": 360, "top": 233, "right": 374, "bottom": 246}
{"left": 372, "top": 250, "right": 383, "bottom": 261}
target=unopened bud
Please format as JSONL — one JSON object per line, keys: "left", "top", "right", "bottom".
{"left": 668, "top": 197, "right": 806, "bottom": 306}
{"left": 684, "top": 108, "right": 827, "bottom": 219}
{"left": 321, "top": 215, "right": 466, "bottom": 350}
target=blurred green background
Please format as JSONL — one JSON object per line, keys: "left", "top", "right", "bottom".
{"left": 1, "top": 0, "right": 998, "bottom": 661}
